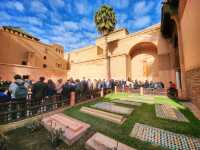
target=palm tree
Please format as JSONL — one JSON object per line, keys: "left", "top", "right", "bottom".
{"left": 95, "top": 5, "right": 116, "bottom": 35}
{"left": 95, "top": 5, "right": 116, "bottom": 79}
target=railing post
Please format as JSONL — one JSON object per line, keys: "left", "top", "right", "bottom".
{"left": 114, "top": 86, "right": 117, "bottom": 94}
{"left": 91, "top": 91, "right": 94, "bottom": 99}
{"left": 70, "top": 91, "right": 76, "bottom": 106}
{"left": 140, "top": 87, "right": 144, "bottom": 96}
{"left": 100, "top": 88, "right": 104, "bottom": 97}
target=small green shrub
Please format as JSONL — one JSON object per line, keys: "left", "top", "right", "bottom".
{"left": 47, "top": 128, "right": 64, "bottom": 148}
{"left": 26, "top": 120, "right": 42, "bottom": 133}
{"left": 0, "top": 134, "right": 8, "bottom": 150}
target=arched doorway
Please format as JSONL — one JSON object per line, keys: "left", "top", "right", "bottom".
{"left": 128, "top": 42, "right": 158, "bottom": 82}
{"left": 172, "top": 20, "right": 182, "bottom": 90}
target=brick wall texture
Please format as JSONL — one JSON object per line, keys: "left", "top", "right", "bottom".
{"left": 186, "top": 67, "right": 200, "bottom": 109}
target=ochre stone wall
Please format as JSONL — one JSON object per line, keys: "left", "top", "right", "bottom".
{"left": 68, "top": 58, "right": 107, "bottom": 80}
{"left": 180, "top": 0, "right": 200, "bottom": 71}
{"left": 186, "top": 68, "right": 200, "bottom": 109}
{"left": 66, "top": 25, "right": 177, "bottom": 86}
{"left": 110, "top": 55, "right": 127, "bottom": 80}
{"left": 0, "top": 28, "right": 68, "bottom": 81}
{"left": 0, "top": 29, "right": 67, "bottom": 70}
{"left": 0, "top": 63, "right": 67, "bottom": 82}
{"left": 179, "top": 0, "right": 200, "bottom": 108}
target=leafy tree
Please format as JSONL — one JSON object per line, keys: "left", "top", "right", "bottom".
{"left": 95, "top": 5, "right": 116, "bottom": 35}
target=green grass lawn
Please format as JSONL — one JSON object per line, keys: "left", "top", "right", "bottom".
{"left": 64, "top": 93, "right": 200, "bottom": 150}
{"left": 6, "top": 126, "right": 95, "bottom": 150}
{"left": 5, "top": 93, "right": 200, "bottom": 150}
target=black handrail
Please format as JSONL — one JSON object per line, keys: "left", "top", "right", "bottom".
{"left": 0, "top": 89, "right": 105, "bottom": 124}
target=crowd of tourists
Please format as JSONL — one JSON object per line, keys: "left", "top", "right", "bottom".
{"left": 0, "top": 75, "right": 174, "bottom": 103}
{"left": 124, "top": 80, "right": 165, "bottom": 89}
{"left": 0, "top": 74, "right": 178, "bottom": 121}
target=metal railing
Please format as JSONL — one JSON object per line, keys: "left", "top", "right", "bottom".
{"left": 0, "top": 88, "right": 107, "bottom": 124}
{"left": 0, "top": 95, "right": 68, "bottom": 124}
{"left": 117, "top": 87, "right": 167, "bottom": 96}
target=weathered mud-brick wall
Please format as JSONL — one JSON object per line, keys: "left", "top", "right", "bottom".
{"left": 186, "top": 68, "right": 200, "bottom": 109}
{"left": 0, "top": 63, "right": 67, "bottom": 82}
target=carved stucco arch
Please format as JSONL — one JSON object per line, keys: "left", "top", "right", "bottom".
{"left": 127, "top": 42, "right": 159, "bottom": 81}
{"left": 129, "top": 42, "right": 158, "bottom": 58}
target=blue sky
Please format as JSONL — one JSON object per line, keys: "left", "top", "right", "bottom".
{"left": 0, "top": 0, "right": 162, "bottom": 52}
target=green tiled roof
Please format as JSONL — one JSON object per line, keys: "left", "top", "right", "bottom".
{"left": 2, "top": 26, "right": 40, "bottom": 41}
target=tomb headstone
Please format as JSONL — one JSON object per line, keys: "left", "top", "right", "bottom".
{"left": 41, "top": 113, "right": 90, "bottom": 145}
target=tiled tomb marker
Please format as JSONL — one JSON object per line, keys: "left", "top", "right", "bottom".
{"left": 85, "top": 132, "right": 136, "bottom": 150}
{"left": 41, "top": 113, "right": 90, "bottom": 145}
{"left": 92, "top": 102, "right": 134, "bottom": 115}
{"left": 130, "top": 123, "right": 200, "bottom": 150}
{"left": 80, "top": 107, "right": 126, "bottom": 124}
{"left": 113, "top": 100, "right": 142, "bottom": 106}
{"left": 155, "top": 104, "right": 189, "bottom": 122}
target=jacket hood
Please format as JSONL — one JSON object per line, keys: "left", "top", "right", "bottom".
{"left": 15, "top": 79, "right": 24, "bottom": 85}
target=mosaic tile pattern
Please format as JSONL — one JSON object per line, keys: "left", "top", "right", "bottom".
{"left": 155, "top": 104, "right": 189, "bottom": 122}
{"left": 92, "top": 102, "right": 134, "bottom": 115}
{"left": 130, "top": 123, "right": 200, "bottom": 150}
{"left": 113, "top": 99, "right": 142, "bottom": 106}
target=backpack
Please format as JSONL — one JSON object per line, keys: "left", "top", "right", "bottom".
{"left": 34, "top": 90, "right": 43, "bottom": 100}
{"left": 15, "top": 84, "right": 28, "bottom": 99}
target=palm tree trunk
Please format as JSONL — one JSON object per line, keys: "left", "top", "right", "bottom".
{"left": 106, "top": 41, "right": 111, "bottom": 80}
{"left": 107, "top": 54, "right": 111, "bottom": 80}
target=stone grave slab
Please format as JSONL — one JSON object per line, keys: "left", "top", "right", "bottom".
{"left": 80, "top": 107, "right": 126, "bottom": 125}
{"left": 120, "top": 98, "right": 155, "bottom": 104}
{"left": 92, "top": 102, "right": 134, "bottom": 115}
{"left": 41, "top": 113, "right": 90, "bottom": 145}
{"left": 85, "top": 132, "right": 136, "bottom": 150}
{"left": 155, "top": 104, "right": 189, "bottom": 122}
{"left": 130, "top": 123, "right": 200, "bottom": 150}
{"left": 113, "top": 100, "right": 142, "bottom": 106}
{"left": 128, "top": 95, "right": 154, "bottom": 100}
